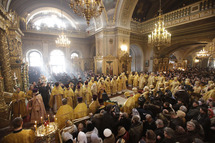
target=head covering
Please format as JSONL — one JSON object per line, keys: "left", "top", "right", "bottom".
{"left": 32, "top": 88, "right": 38, "bottom": 93}
{"left": 117, "top": 127, "right": 126, "bottom": 137}
{"left": 104, "top": 128, "right": 112, "bottom": 138}
{"left": 124, "top": 92, "right": 130, "bottom": 98}
{"left": 86, "top": 121, "right": 94, "bottom": 132}
{"left": 179, "top": 105, "right": 187, "bottom": 113}
{"left": 62, "top": 132, "right": 73, "bottom": 142}
{"left": 149, "top": 85, "right": 154, "bottom": 89}
{"left": 92, "top": 95, "right": 97, "bottom": 100}
{"left": 132, "top": 87, "right": 137, "bottom": 92}
{"left": 176, "top": 110, "right": 186, "bottom": 118}
{"left": 78, "top": 97, "right": 83, "bottom": 103}
{"left": 78, "top": 131, "right": 87, "bottom": 143}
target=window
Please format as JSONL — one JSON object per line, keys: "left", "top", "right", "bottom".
{"left": 50, "top": 50, "right": 65, "bottom": 73}
{"left": 71, "top": 52, "right": 79, "bottom": 59}
{"left": 28, "top": 51, "right": 42, "bottom": 67}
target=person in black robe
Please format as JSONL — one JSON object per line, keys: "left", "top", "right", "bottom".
{"left": 39, "top": 82, "right": 50, "bottom": 110}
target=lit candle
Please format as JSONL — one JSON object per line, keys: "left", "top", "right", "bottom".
{"left": 34, "top": 125, "right": 37, "bottom": 132}
{"left": 41, "top": 117, "right": 43, "bottom": 124}
{"left": 48, "top": 115, "right": 50, "bottom": 122}
{"left": 55, "top": 118, "right": 57, "bottom": 123}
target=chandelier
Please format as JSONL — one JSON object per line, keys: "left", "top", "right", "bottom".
{"left": 148, "top": 0, "right": 171, "bottom": 47}
{"left": 196, "top": 48, "right": 210, "bottom": 58}
{"left": 70, "top": 0, "right": 104, "bottom": 25}
{"left": 55, "top": 33, "right": 71, "bottom": 48}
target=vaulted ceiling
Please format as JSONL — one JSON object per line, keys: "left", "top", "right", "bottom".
{"left": 9, "top": 0, "right": 89, "bottom": 29}
{"left": 132, "top": 0, "right": 201, "bottom": 22}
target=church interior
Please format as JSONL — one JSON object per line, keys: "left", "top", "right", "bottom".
{"left": 0, "top": 0, "right": 215, "bottom": 142}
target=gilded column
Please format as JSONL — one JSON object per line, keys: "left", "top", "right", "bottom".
{"left": 0, "top": 29, "right": 13, "bottom": 92}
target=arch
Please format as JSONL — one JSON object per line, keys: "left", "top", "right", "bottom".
{"left": 70, "top": 50, "right": 82, "bottom": 59}
{"left": 26, "top": 7, "right": 77, "bottom": 29}
{"left": 130, "top": 44, "right": 144, "bottom": 72}
{"left": 26, "top": 49, "right": 43, "bottom": 67}
{"left": 50, "top": 49, "right": 65, "bottom": 73}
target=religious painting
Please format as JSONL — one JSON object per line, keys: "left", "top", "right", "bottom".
{"left": 106, "top": 61, "right": 113, "bottom": 75}
{"left": 102, "top": 0, "right": 117, "bottom": 21}
{"left": 96, "top": 61, "right": 102, "bottom": 74}
{"left": 145, "top": 60, "right": 149, "bottom": 67}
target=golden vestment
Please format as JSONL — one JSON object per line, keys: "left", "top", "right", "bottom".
{"left": 193, "top": 86, "right": 202, "bottom": 94}
{"left": 128, "top": 73, "right": 134, "bottom": 86}
{"left": 83, "top": 86, "right": 92, "bottom": 105}
{"left": 133, "top": 74, "right": 139, "bottom": 87}
{"left": 64, "top": 88, "right": 74, "bottom": 108}
{"left": 74, "top": 103, "right": 88, "bottom": 119}
{"left": 117, "top": 77, "right": 123, "bottom": 93}
{"left": 30, "top": 94, "right": 46, "bottom": 123}
{"left": 122, "top": 74, "right": 127, "bottom": 90}
{"left": 203, "top": 88, "right": 215, "bottom": 101}
{"left": 2, "top": 129, "right": 35, "bottom": 143}
{"left": 11, "top": 91, "right": 27, "bottom": 118}
{"left": 26, "top": 90, "right": 33, "bottom": 100}
{"left": 143, "top": 91, "right": 150, "bottom": 102}
{"left": 56, "top": 104, "right": 74, "bottom": 129}
{"left": 111, "top": 79, "right": 117, "bottom": 94}
{"left": 123, "top": 97, "right": 135, "bottom": 114}
{"left": 49, "top": 86, "right": 63, "bottom": 111}
{"left": 89, "top": 100, "right": 100, "bottom": 114}
{"left": 105, "top": 79, "right": 111, "bottom": 95}
{"left": 91, "top": 83, "right": 98, "bottom": 96}
{"left": 139, "top": 75, "right": 145, "bottom": 89}
{"left": 170, "top": 80, "right": 180, "bottom": 92}
{"left": 133, "top": 93, "right": 141, "bottom": 106}
{"left": 148, "top": 75, "right": 156, "bottom": 86}
{"left": 75, "top": 89, "right": 83, "bottom": 100}
{"left": 155, "top": 76, "right": 165, "bottom": 90}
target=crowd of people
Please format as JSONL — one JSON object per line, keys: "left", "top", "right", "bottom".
{"left": 2, "top": 67, "right": 215, "bottom": 143}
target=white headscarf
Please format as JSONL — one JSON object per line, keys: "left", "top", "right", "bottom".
{"left": 78, "top": 131, "right": 87, "bottom": 143}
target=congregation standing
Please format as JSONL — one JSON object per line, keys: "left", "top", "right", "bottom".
{"left": 3, "top": 67, "right": 215, "bottom": 143}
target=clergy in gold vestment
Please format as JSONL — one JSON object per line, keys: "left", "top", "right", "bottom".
{"left": 83, "top": 81, "right": 92, "bottom": 106}
{"left": 139, "top": 73, "right": 145, "bottom": 90}
{"left": 148, "top": 72, "right": 156, "bottom": 87}
{"left": 123, "top": 94, "right": 135, "bottom": 115}
{"left": 170, "top": 77, "right": 180, "bottom": 92}
{"left": 74, "top": 97, "right": 88, "bottom": 119}
{"left": 2, "top": 117, "right": 35, "bottom": 143}
{"left": 128, "top": 72, "right": 134, "bottom": 87}
{"left": 121, "top": 72, "right": 127, "bottom": 92}
{"left": 203, "top": 86, "right": 215, "bottom": 101}
{"left": 133, "top": 72, "right": 139, "bottom": 87}
{"left": 56, "top": 98, "right": 74, "bottom": 129}
{"left": 105, "top": 77, "right": 111, "bottom": 96}
{"left": 142, "top": 86, "right": 150, "bottom": 102}
{"left": 111, "top": 76, "right": 117, "bottom": 95}
{"left": 132, "top": 87, "right": 141, "bottom": 107}
{"left": 49, "top": 82, "right": 64, "bottom": 113}
{"left": 89, "top": 95, "right": 100, "bottom": 114}
{"left": 29, "top": 89, "right": 46, "bottom": 123}
{"left": 11, "top": 87, "right": 27, "bottom": 118}
{"left": 117, "top": 76, "right": 123, "bottom": 94}
{"left": 192, "top": 81, "right": 202, "bottom": 100}
{"left": 155, "top": 72, "right": 165, "bottom": 91}
{"left": 64, "top": 84, "right": 74, "bottom": 108}
{"left": 75, "top": 85, "right": 83, "bottom": 99}
{"left": 88, "top": 77, "right": 97, "bottom": 90}
{"left": 26, "top": 85, "right": 33, "bottom": 100}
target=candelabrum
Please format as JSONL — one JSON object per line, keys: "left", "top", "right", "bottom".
{"left": 35, "top": 115, "right": 58, "bottom": 143}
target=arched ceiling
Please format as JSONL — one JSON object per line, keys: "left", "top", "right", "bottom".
{"left": 9, "top": 0, "right": 89, "bottom": 30}
{"left": 132, "top": 0, "right": 201, "bottom": 22}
